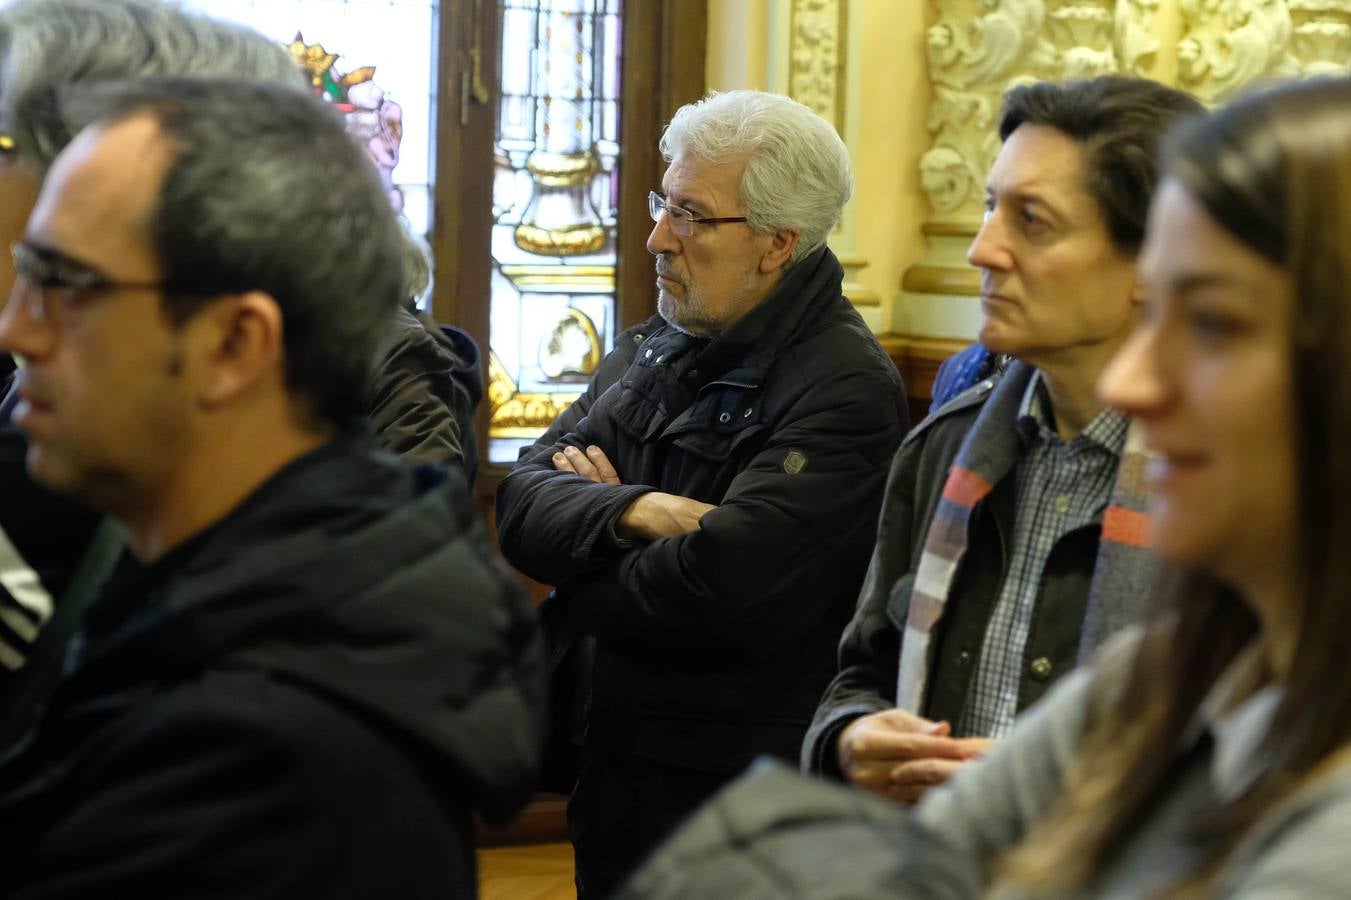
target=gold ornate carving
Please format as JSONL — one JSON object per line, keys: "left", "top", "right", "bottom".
{"left": 513, "top": 222, "right": 607, "bottom": 255}
{"left": 525, "top": 150, "right": 602, "bottom": 187}
{"left": 922, "top": 0, "right": 1163, "bottom": 221}
{"left": 1178, "top": 0, "right": 1299, "bottom": 103}
{"left": 1117, "top": 0, "right": 1163, "bottom": 74}
{"left": 789, "top": 0, "right": 847, "bottom": 131}
{"left": 1289, "top": 0, "right": 1351, "bottom": 76}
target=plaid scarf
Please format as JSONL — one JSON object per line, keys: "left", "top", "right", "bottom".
{"left": 896, "top": 363, "right": 1155, "bottom": 714}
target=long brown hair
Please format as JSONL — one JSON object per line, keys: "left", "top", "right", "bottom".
{"left": 999, "top": 76, "right": 1351, "bottom": 892}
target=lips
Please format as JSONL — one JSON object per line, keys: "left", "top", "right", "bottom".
{"left": 1144, "top": 448, "right": 1207, "bottom": 490}
{"left": 8, "top": 375, "right": 53, "bottom": 429}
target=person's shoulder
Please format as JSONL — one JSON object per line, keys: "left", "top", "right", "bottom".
{"left": 903, "top": 371, "right": 1002, "bottom": 448}
{"left": 785, "top": 308, "right": 905, "bottom": 395}
{"left": 1222, "top": 757, "right": 1351, "bottom": 897}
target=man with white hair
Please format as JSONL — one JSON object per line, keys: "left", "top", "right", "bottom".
{"left": 497, "top": 89, "right": 908, "bottom": 897}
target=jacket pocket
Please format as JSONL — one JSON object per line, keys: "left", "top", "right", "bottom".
{"left": 885, "top": 572, "right": 916, "bottom": 632}
{"left": 672, "top": 422, "right": 767, "bottom": 463}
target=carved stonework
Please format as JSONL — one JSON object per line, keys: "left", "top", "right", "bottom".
{"left": 905, "top": 0, "right": 1350, "bottom": 349}
{"left": 1118, "top": 0, "right": 1163, "bottom": 74}
{"left": 1289, "top": 0, "right": 1351, "bottom": 76}
{"left": 922, "top": 0, "right": 1161, "bottom": 221}
{"left": 1178, "top": 0, "right": 1299, "bottom": 102}
{"left": 789, "top": 0, "right": 847, "bottom": 130}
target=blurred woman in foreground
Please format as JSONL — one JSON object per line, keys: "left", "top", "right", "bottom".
{"left": 943, "top": 73, "right": 1351, "bottom": 898}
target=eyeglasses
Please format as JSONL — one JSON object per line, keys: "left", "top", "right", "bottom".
{"left": 648, "top": 191, "right": 748, "bottom": 238}
{"left": 9, "top": 241, "right": 168, "bottom": 321}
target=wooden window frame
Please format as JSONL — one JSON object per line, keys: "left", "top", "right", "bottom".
{"left": 429, "top": 0, "right": 707, "bottom": 511}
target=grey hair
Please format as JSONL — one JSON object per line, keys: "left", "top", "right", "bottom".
{"left": 62, "top": 77, "right": 408, "bottom": 428}
{"left": 660, "top": 90, "right": 853, "bottom": 265}
{"left": 0, "top": 0, "right": 305, "bottom": 171}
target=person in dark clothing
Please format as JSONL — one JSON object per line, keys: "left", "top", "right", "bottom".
{"left": 0, "top": 0, "right": 482, "bottom": 748}
{"left": 370, "top": 304, "right": 483, "bottom": 480}
{"left": 497, "top": 89, "right": 908, "bottom": 897}
{"left": 0, "top": 76, "right": 544, "bottom": 898}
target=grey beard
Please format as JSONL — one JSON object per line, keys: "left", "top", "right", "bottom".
{"left": 657, "top": 285, "right": 719, "bottom": 336}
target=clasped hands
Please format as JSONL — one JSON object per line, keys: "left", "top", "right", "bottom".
{"left": 837, "top": 708, "right": 994, "bottom": 805}
{"left": 552, "top": 444, "right": 715, "bottom": 541}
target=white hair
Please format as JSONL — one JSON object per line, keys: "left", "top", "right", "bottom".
{"left": 660, "top": 90, "right": 853, "bottom": 264}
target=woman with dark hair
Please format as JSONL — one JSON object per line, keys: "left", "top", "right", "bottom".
{"left": 618, "top": 76, "right": 1351, "bottom": 899}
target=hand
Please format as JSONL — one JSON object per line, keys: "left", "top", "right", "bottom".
{"left": 616, "top": 492, "right": 716, "bottom": 541}
{"left": 552, "top": 444, "right": 621, "bottom": 485}
{"left": 837, "top": 709, "right": 993, "bottom": 805}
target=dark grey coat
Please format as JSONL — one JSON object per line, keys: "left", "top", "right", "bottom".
{"left": 804, "top": 362, "right": 1137, "bottom": 776}
{"left": 498, "top": 247, "right": 908, "bottom": 774}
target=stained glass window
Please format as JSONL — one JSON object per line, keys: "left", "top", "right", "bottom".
{"left": 181, "top": 0, "right": 438, "bottom": 243}
{"left": 487, "top": 0, "right": 623, "bottom": 464}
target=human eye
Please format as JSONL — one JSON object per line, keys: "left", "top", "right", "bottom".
{"left": 1187, "top": 308, "right": 1246, "bottom": 341}
{"left": 667, "top": 203, "right": 693, "bottom": 223}
{"left": 1019, "top": 205, "right": 1051, "bottom": 236}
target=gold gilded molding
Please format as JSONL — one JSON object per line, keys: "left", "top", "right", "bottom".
{"left": 902, "top": 264, "right": 981, "bottom": 296}
{"left": 488, "top": 351, "right": 581, "bottom": 435}
{"left": 513, "top": 222, "right": 607, "bottom": 256}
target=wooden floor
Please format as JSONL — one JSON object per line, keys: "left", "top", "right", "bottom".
{"left": 478, "top": 843, "right": 575, "bottom": 900}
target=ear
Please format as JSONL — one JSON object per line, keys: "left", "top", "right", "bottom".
{"left": 759, "top": 228, "right": 800, "bottom": 274}
{"left": 193, "top": 291, "right": 285, "bottom": 409}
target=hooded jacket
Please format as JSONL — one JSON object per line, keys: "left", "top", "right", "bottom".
{"left": 0, "top": 434, "right": 545, "bottom": 899}
{"left": 497, "top": 246, "right": 908, "bottom": 774}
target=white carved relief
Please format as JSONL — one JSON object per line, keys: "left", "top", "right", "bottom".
{"left": 790, "top": 0, "right": 844, "bottom": 128}
{"left": 1047, "top": 1, "right": 1119, "bottom": 76}
{"left": 927, "top": 0, "right": 1051, "bottom": 88}
{"left": 922, "top": 0, "right": 1160, "bottom": 218}
{"left": 1289, "top": 0, "right": 1351, "bottom": 75}
{"left": 1178, "top": 0, "right": 1299, "bottom": 102}
{"left": 1117, "top": 0, "right": 1162, "bottom": 74}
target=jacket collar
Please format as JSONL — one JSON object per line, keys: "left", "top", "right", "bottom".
{"left": 642, "top": 245, "right": 845, "bottom": 388}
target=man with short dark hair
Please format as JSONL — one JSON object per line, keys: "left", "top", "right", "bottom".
{"left": 0, "top": 0, "right": 481, "bottom": 744}
{"left": 0, "top": 78, "right": 543, "bottom": 897}
{"left": 805, "top": 76, "right": 1203, "bottom": 802}
{"left": 497, "top": 89, "right": 908, "bottom": 897}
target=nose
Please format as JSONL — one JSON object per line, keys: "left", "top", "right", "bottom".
{"left": 0, "top": 282, "right": 54, "bottom": 362}
{"left": 646, "top": 212, "right": 680, "bottom": 256}
{"left": 966, "top": 210, "right": 1014, "bottom": 272}
{"left": 1097, "top": 317, "right": 1168, "bottom": 419}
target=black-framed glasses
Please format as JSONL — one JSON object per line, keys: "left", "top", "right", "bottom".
{"left": 9, "top": 241, "right": 169, "bottom": 321}
{"left": 648, "top": 191, "right": 748, "bottom": 238}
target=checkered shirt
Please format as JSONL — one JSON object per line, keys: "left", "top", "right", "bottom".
{"left": 956, "top": 371, "right": 1128, "bottom": 738}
